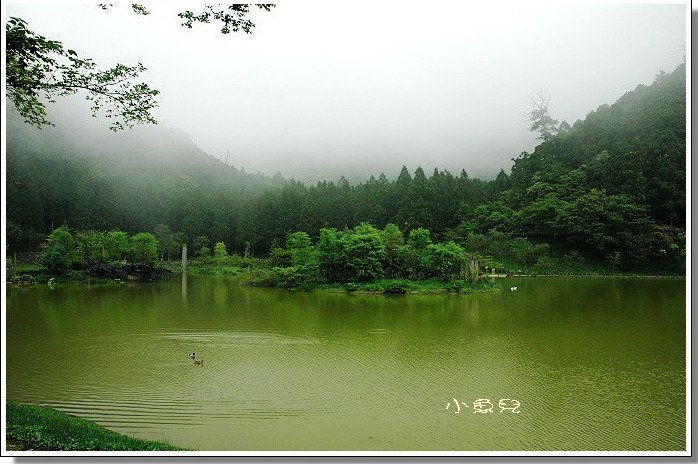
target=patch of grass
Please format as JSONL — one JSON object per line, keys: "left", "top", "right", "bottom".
{"left": 6, "top": 261, "right": 96, "bottom": 284}
{"left": 6, "top": 402, "right": 187, "bottom": 451}
{"left": 6, "top": 262, "right": 51, "bottom": 284}
{"left": 314, "top": 278, "right": 499, "bottom": 294}
{"left": 9, "top": 263, "right": 45, "bottom": 273}
{"left": 243, "top": 266, "right": 319, "bottom": 290}
{"left": 477, "top": 253, "right": 683, "bottom": 277}
{"left": 186, "top": 265, "right": 246, "bottom": 276}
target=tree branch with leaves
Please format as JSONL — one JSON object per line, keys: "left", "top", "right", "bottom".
{"left": 6, "top": 16, "right": 159, "bottom": 131}
{"left": 6, "top": 4, "right": 274, "bottom": 131}
{"left": 178, "top": 4, "right": 274, "bottom": 34}
{"left": 528, "top": 89, "right": 561, "bottom": 141}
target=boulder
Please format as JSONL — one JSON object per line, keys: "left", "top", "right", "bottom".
{"left": 88, "top": 263, "right": 172, "bottom": 282}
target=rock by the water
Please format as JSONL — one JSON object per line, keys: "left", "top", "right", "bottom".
{"left": 88, "top": 263, "right": 122, "bottom": 279}
{"left": 88, "top": 263, "right": 172, "bottom": 282}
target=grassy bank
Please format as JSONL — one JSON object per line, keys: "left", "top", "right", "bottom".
{"left": 6, "top": 261, "right": 174, "bottom": 285}
{"left": 182, "top": 264, "right": 246, "bottom": 276}
{"left": 476, "top": 252, "right": 684, "bottom": 277}
{"left": 313, "top": 278, "right": 500, "bottom": 294}
{"left": 242, "top": 265, "right": 501, "bottom": 294}
{"left": 6, "top": 263, "right": 88, "bottom": 285}
{"left": 6, "top": 402, "right": 186, "bottom": 451}
{"left": 7, "top": 258, "right": 683, "bottom": 288}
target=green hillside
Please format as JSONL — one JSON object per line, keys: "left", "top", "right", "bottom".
{"left": 6, "top": 64, "right": 686, "bottom": 273}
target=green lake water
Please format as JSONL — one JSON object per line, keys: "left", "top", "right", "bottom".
{"left": 6, "top": 275, "right": 686, "bottom": 451}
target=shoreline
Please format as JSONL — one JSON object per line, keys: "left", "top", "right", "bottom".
{"left": 6, "top": 269, "right": 686, "bottom": 289}
{"left": 491, "top": 273, "right": 686, "bottom": 279}
{"left": 6, "top": 260, "right": 686, "bottom": 290}
{"left": 6, "top": 402, "right": 187, "bottom": 451}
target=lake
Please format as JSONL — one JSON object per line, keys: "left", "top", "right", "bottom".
{"left": 6, "top": 275, "right": 686, "bottom": 451}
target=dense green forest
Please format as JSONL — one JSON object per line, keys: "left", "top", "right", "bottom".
{"left": 6, "top": 63, "right": 686, "bottom": 274}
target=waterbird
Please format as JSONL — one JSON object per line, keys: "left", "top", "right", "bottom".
{"left": 188, "top": 352, "right": 204, "bottom": 365}
{"left": 47, "top": 277, "right": 55, "bottom": 285}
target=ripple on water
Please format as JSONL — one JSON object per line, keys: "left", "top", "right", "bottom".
{"left": 158, "top": 331, "right": 321, "bottom": 347}
{"left": 38, "top": 396, "right": 306, "bottom": 430}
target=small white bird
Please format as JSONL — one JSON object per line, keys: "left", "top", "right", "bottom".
{"left": 510, "top": 286, "right": 518, "bottom": 291}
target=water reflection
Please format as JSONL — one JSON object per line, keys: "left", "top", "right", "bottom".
{"left": 181, "top": 272, "right": 187, "bottom": 307}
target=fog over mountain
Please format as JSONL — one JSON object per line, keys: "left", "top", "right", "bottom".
{"left": 5, "top": 2, "right": 686, "bottom": 181}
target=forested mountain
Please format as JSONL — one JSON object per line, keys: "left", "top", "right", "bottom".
{"left": 6, "top": 63, "right": 686, "bottom": 272}
{"left": 7, "top": 104, "right": 284, "bottom": 251}
{"left": 498, "top": 63, "right": 686, "bottom": 269}
{"left": 509, "top": 64, "right": 685, "bottom": 227}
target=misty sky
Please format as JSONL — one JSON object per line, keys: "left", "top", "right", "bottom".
{"left": 6, "top": 1, "right": 687, "bottom": 181}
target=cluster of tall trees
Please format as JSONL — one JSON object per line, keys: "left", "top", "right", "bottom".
{"left": 37, "top": 226, "right": 159, "bottom": 273}
{"left": 246, "top": 223, "right": 476, "bottom": 289}
{"left": 279, "top": 224, "right": 466, "bottom": 281}
{"left": 7, "top": 63, "right": 686, "bottom": 273}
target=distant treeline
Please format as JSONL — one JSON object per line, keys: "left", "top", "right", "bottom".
{"left": 7, "top": 64, "right": 686, "bottom": 274}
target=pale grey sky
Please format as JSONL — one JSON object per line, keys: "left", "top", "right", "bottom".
{"left": 5, "top": 1, "right": 687, "bottom": 181}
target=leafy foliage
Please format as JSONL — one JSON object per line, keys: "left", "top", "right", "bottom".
{"left": 6, "top": 220, "right": 24, "bottom": 252}
{"left": 131, "top": 4, "right": 150, "bottom": 15}
{"left": 6, "top": 17, "right": 159, "bottom": 131}
{"left": 407, "top": 228, "right": 432, "bottom": 250}
{"left": 193, "top": 236, "right": 211, "bottom": 257}
{"left": 252, "top": 223, "right": 475, "bottom": 289}
{"left": 75, "top": 230, "right": 107, "bottom": 265}
{"left": 178, "top": 4, "right": 275, "bottom": 34}
{"left": 286, "top": 231, "right": 319, "bottom": 267}
{"left": 153, "top": 223, "right": 182, "bottom": 260}
{"left": 129, "top": 232, "right": 159, "bottom": 265}
{"left": 421, "top": 242, "right": 466, "bottom": 280}
{"left": 7, "top": 5, "right": 273, "bottom": 129}
{"left": 39, "top": 226, "right": 78, "bottom": 272}
{"left": 213, "top": 242, "right": 229, "bottom": 260}
{"left": 528, "top": 90, "right": 561, "bottom": 141}
{"left": 105, "top": 231, "right": 131, "bottom": 262}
